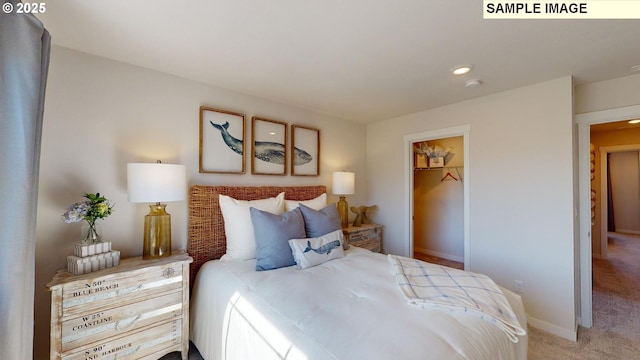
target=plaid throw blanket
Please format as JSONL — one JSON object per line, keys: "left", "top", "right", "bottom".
{"left": 388, "top": 255, "right": 526, "bottom": 343}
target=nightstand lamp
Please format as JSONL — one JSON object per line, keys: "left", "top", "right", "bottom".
{"left": 332, "top": 171, "right": 355, "bottom": 228}
{"left": 127, "top": 161, "right": 186, "bottom": 259}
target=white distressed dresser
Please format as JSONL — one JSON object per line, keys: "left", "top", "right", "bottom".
{"left": 46, "top": 252, "right": 193, "bottom": 360}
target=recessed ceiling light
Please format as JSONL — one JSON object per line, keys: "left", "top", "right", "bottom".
{"left": 464, "top": 79, "right": 482, "bottom": 88}
{"left": 629, "top": 119, "right": 640, "bottom": 124}
{"left": 452, "top": 65, "right": 473, "bottom": 75}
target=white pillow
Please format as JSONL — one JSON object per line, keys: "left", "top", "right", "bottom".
{"left": 219, "top": 192, "right": 285, "bottom": 261}
{"left": 284, "top": 193, "right": 327, "bottom": 211}
{"left": 288, "top": 229, "right": 345, "bottom": 270}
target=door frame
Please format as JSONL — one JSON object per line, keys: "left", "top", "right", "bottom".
{"left": 599, "top": 145, "right": 640, "bottom": 259}
{"left": 576, "top": 104, "right": 640, "bottom": 328}
{"left": 403, "top": 125, "right": 470, "bottom": 268}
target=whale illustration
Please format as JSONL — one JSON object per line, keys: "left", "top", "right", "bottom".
{"left": 210, "top": 121, "right": 313, "bottom": 165}
{"left": 210, "top": 121, "right": 243, "bottom": 155}
{"left": 303, "top": 240, "right": 341, "bottom": 255}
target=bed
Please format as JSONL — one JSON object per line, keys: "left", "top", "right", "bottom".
{"left": 188, "top": 185, "right": 528, "bottom": 360}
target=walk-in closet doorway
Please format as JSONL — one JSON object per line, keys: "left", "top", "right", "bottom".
{"left": 413, "top": 136, "right": 465, "bottom": 267}
{"left": 403, "top": 125, "right": 470, "bottom": 269}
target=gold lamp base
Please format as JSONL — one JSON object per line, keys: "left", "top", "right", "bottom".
{"left": 143, "top": 203, "right": 172, "bottom": 259}
{"left": 337, "top": 196, "right": 349, "bottom": 228}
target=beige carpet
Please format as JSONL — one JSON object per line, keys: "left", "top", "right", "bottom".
{"left": 528, "top": 232, "right": 640, "bottom": 359}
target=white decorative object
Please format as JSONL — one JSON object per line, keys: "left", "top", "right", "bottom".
{"left": 67, "top": 250, "right": 120, "bottom": 275}
{"left": 74, "top": 241, "right": 112, "bottom": 257}
{"left": 429, "top": 156, "right": 445, "bottom": 168}
{"left": 414, "top": 143, "right": 453, "bottom": 167}
{"left": 68, "top": 238, "right": 119, "bottom": 275}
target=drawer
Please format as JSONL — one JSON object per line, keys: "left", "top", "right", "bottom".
{"left": 61, "top": 291, "right": 183, "bottom": 352}
{"left": 351, "top": 238, "right": 381, "bottom": 252}
{"left": 348, "top": 228, "right": 380, "bottom": 242}
{"left": 62, "top": 318, "right": 182, "bottom": 360}
{"left": 61, "top": 262, "right": 183, "bottom": 315}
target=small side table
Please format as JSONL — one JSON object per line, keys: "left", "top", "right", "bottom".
{"left": 47, "top": 252, "right": 192, "bottom": 360}
{"left": 342, "top": 223, "right": 383, "bottom": 252}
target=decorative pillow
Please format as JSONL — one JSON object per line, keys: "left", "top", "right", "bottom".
{"left": 219, "top": 192, "right": 285, "bottom": 261}
{"left": 284, "top": 193, "right": 327, "bottom": 211}
{"left": 298, "top": 203, "right": 348, "bottom": 249}
{"left": 250, "top": 207, "right": 306, "bottom": 271}
{"left": 288, "top": 230, "right": 346, "bottom": 270}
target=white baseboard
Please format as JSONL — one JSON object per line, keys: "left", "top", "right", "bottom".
{"left": 414, "top": 248, "right": 464, "bottom": 263}
{"left": 527, "top": 315, "right": 577, "bottom": 341}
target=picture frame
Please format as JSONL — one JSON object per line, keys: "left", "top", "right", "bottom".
{"left": 251, "top": 116, "right": 288, "bottom": 175}
{"left": 291, "top": 125, "right": 320, "bottom": 176}
{"left": 199, "top": 106, "right": 246, "bottom": 174}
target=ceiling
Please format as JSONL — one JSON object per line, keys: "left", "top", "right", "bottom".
{"left": 591, "top": 119, "right": 640, "bottom": 132}
{"left": 37, "top": 1, "right": 640, "bottom": 123}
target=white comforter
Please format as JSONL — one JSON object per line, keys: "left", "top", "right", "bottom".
{"left": 190, "top": 247, "right": 528, "bottom": 360}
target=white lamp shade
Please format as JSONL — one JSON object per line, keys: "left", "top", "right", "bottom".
{"left": 127, "top": 163, "right": 187, "bottom": 203}
{"left": 332, "top": 171, "right": 355, "bottom": 195}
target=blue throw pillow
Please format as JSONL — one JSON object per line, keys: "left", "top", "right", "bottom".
{"left": 298, "top": 203, "right": 342, "bottom": 238}
{"left": 250, "top": 207, "right": 306, "bottom": 271}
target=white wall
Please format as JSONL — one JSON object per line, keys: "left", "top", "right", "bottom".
{"left": 34, "top": 46, "right": 367, "bottom": 359}
{"left": 576, "top": 73, "right": 640, "bottom": 114}
{"left": 367, "top": 77, "right": 577, "bottom": 338}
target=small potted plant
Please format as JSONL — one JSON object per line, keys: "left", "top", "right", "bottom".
{"left": 62, "top": 193, "right": 114, "bottom": 243}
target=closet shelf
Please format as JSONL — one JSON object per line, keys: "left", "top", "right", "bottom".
{"left": 414, "top": 165, "right": 463, "bottom": 171}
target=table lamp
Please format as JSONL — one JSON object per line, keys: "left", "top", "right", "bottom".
{"left": 332, "top": 171, "right": 355, "bottom": 228}
{"left": 127, "top": 161, "right": 186, "bottom": 259}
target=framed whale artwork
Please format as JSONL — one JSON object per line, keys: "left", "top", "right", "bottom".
{"left": 291, "top": 125, "right": 320, "bottom": 176}
{"left": 251, "top": 116, "right": 288, "bottom": 175}
{"left": 199, "top": 106, "right": 246, "bottom": 174}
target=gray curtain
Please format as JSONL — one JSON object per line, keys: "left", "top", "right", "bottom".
{"left": 0, "top": 3, "right": 50, "bottom": 359}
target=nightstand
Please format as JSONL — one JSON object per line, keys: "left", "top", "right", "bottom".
{"left": 46, "top": 252, "right": 192, "bottom": 360}
{"left": 342, "top": 223, "right": 383, "bottom": 252}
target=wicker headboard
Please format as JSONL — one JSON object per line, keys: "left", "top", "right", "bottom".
{"left": 187, "top": 185, "right": 327, "bottom": 285}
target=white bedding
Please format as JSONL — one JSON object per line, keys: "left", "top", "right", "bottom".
{"left": 190, "top": 247, "right": 528, "bottom": 360}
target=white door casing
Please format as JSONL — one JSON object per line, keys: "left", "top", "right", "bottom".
{"left": 403, "top": 125, "right": 470, "bottom": 268}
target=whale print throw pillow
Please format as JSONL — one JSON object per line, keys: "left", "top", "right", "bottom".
{"left": 288, "top": 229, "right": 345, "bottom": 270}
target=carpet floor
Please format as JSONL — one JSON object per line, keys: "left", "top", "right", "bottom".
{"left": 528, "top": 232, "right": 640, "bottom": 359}
{"left": 163, "top": 234, "right": 640, "bottom": 359}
